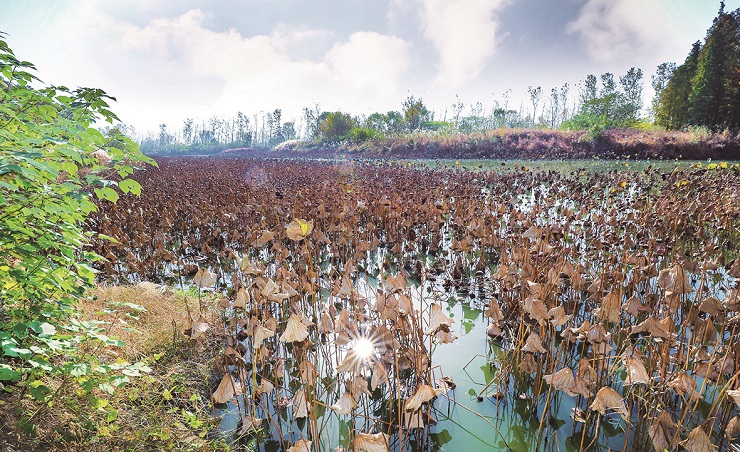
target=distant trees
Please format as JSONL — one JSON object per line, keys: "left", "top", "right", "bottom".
{"left": 402, "top": 96, "right": 432, "bottom": 131}
{"left": 655, "top": 6, "right": 740, "bottom": 131}
{"left": 563, "top": 68, "right": 644, "bottom": 134}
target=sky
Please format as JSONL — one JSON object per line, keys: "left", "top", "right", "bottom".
{"left": 0, "top": 0, "right": 737, "bottom": 135}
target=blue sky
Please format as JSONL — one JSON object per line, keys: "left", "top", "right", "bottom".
{"left": 0, "top": 0, "right": 736, "bottom": 134}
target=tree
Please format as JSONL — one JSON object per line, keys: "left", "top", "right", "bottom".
{"left": 527, "top": 86, "right": 542, "bottom": 126}
{"left": 651, "top": 62, "right": 676, "bottom": 120}
{"left": 656, "top": 42, "right": 701, "bottom": 129}
{"left": 402, "top": 96, "right": 430, "bottom": 131}
{"left": 318, "top": 111, "right": 355, "bottom": 141}
{"left": 0, "top": 33, "right": 154, "bottom": 409}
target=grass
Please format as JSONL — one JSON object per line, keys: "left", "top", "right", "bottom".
{"left": 0, "top": 284, "right": 228, "bottom": 452}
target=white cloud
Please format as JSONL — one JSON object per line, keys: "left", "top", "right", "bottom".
{"left": 567, "top": 0, "right": 682, "bottom": 64}
{"left": 32, "top": 7, "right": 413, "bottom": 131}
{"left": 416, "top": 0, "right": 510, "bottom": 86}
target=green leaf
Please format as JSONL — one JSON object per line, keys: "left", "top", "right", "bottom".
{"left": 28, "top": 321, "right": 56, "bottom": 337}
{"left": 94, "top": 186, "right": 119, "bottom": 203}
{"left": 118, "top": 178, "right": 141, "bottom": 195}
{"left": 0, "top": 364, "right": 22, "bottom": 382}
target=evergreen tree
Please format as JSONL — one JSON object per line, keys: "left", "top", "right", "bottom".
{"left": 656, "top": 42, "right": 701, "bottom": 130}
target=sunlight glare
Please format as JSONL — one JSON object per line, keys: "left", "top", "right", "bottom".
{"left": 353, "top": 337, "right": 375, "bottom": 359}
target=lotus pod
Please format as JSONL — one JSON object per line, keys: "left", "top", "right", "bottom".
{"left": 354, "top": 432, "right": 390, "bottom": 452}
{"left": 590, "top": 386, "right": 629, "bottom": 420}
{"left": 647, "top": 410, "right": 678, "bottom": 452}
{"left": 405, "top": 384, "right": 441, "bottom": 411}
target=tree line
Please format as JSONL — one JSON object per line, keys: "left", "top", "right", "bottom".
{"left": 132, "top": 5, "right": 738, "bottom": 155}
{"left": 654, "top": 3, "right": 740, "bottom": 131}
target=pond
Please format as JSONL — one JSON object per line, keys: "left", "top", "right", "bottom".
{"left": 91, "top": 157, "right": 740, "bottom": 451}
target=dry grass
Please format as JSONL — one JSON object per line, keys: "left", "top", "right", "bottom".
{"left": 0, "top": 284, "right": 227, "bottom": 452}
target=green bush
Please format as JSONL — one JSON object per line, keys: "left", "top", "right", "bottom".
{"left": 0, "top": 33, "right": 154, "bottom": 428}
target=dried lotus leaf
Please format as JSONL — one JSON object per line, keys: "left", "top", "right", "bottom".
{"left": 658, "top": 263, "right": 694, "bottom": 296}
{"left": 293, "top": 388, "right": 310, "bottom": 419}
{"left": 667, "top": 372, "right": 702, "bottom": 400}
{"left": 648, "top": 410, "right": 678, "bottom": 452}
{"left": 189, "top": 315, "right": 210, "bottom": 340}
{"left": 543, "top": 368, "right": 576, "bottom": 395}
{"left": 548, "top": 305, "right": 571, "bottom": 327}
{"left": 630, "top": 316, "right": 671, "bottom": 339}
{"left": 354, "top": 432, "right": 390, "bottom": 452}
{"left": 590, "top": 386, "right": 629, "bottom": 420}
{"left": 212, "top": 373, "right": 241, "bottom": 404}
{"left": 234, "top": 287, "right": 249, "bottom": 310}
{"left": 193, "top": 268, "right": 218, "bottom": 288}
{"left": 726, "top": 416, "right": 740, "bottom": 441}
{"left": 285, "top": 218, "right": 313, "bottom": 241}
{"left": 521, "top": 332, "right": 547, "bottom": 354}
{"left": 279, "top": 315, "right": 309, "bottom": 343}
{"left": 427, "top": 303, "right": 454, "bottom": 334}
{"left": 681, "top": 426, "right": 715, "bottom": 452}
{"left": 371, "top": 361, "right": 388, "bottom": 391}
{"left": 286, "top": 439, "right": 312, "bottom": 452}
{"left": 404, "top": 384, "right": 441, "bottom": 412}
{"left": 330, "top": 390, "right": 357, "bottom": 415}
{"left": 699, "top": 296, "right": 724, "bottom": 316}
{"left": 624, "top": 356, "right": 650, "bottom": 386}
{"left": 594, "top": 290, "right": 621, "bottom": 323}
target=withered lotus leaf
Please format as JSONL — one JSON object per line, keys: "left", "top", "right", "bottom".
{"left": 405, "top": 384, "right": 441, "bottom": 412}
{"left": 548, "top": 305, "right": 571, "bottom": 327}
{"left": 621, "top": 296, "right": 648, "bottom": 317}
{"left": 543, "top": 368, "right": 577, "bottom": 396}
{"left": 590, "top": 386, "right": 629, "bottom": 420}
{"left": 624, "top": 355, "right": 650, "bottom": 386}
{"left": 523, "top": 296, "right": 550, "bottom": 325}
{"left": 658, "top": 263, "right": 694, "bottom": 296}
{"left": 286, "top": 439, "right": 312, "bottom": 452}
{"left": 193, "top": 268, "right": 217, "bottom": 288}
{"left": 427, "top": 303, "right": 454, "bottom": 334}
{"left": 280, "top": 315, "right": 309, "bottom": 343}
{"left": 234, "top": 287, "right": 249, "bottom": 310}
{"left": 681, "top": 426, "right": 715, "bottom": 452}
{"left": 667, "top": 372, "right": 702, "bottom": 400}
{"left": 405, "top": 410, "right": 434, "bottom": 429}
{"left": 299, "top": 360, "right": 317, "bottom": 385}
{"left": 353, "top": 432, "right": 390, "bottom": 452}
{"left": 726, "top": 389, "right": 740, "bottom": 408}
{"left": 699, "top": 296, "right": 724, "bottom": 316}
{"left": 630, "top": 316, "right": 672, "bottom": 339}
{"left": 386, "top": 274, "right": 406, "bottom": 292}
{"left": 252, "top": 324, "right": 275, "bottom": 348}
{"left": 726, "top": 416, "right": 740, "bottom": 441}
{"left": 336, "top": 349, "right": 363, "bottom": 374}
{"left": 519, "top": 353, "right": 538, "bottom": 374}
{"left": 350, "top": 375, "right": 371, "bottom": 399}
{"left": 262, "top": 278, "right": 289, "bottom": 303}
{"left": 286, "top": 218, "right": 313, "bottom": 241}
{"left": 293, "top": 388, "right": 310, "bottom": 419}
{"left": 239, "top": 415, "right": 263, "bottom": 435}
{"left": 259, "top": 378, "right": 275, "bottom": 394}
{"left": 521, "top": 332, "right": 547, "bottom": 354}
{"left": 212, "top": 373, "right": 241, "bottom": 404}
{"left": 189, "top": 315, "right": 210, "bottom": 340}
{"left": 330, "top": 390, "right": 357, "bottom": 415}
{"left": 371, "top": 361, "right": 388, "bottom": 391}
{"left": 594, "top": 290, "right": 621, "bottom": 323}
{"left": 485, "top": 300, "right": 504, "bottom": 321}
{"left": 647, "top": 410, "right": 678, "bottom": 452}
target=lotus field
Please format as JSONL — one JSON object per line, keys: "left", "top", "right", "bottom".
{"left": 89, "top": 157, "right": 740, "bottom": 451}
